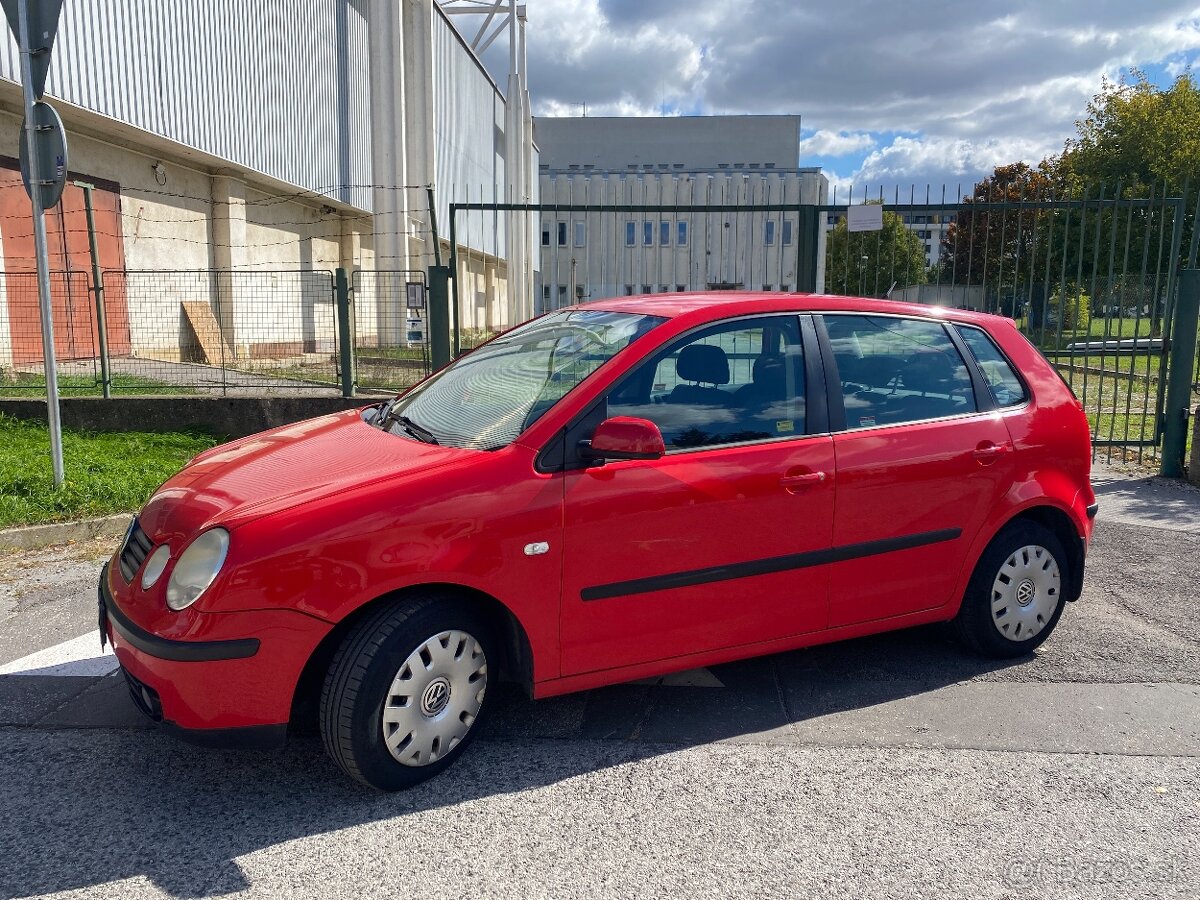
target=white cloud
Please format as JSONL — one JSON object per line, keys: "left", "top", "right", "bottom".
{"left": 799, "top": 130, "right": 877, "bottom": 157}
{"left": 506, "top": 0, "right": 1200, "bottom": 189}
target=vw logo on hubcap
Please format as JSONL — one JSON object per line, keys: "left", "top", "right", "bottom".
{"left": 420, "top": 677, "right": 451, "bottom": 716}
{"left": 1016, "top": 579, "right": 1036, "bottom": 606}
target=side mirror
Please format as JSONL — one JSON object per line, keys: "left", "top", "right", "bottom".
{"left": 580, "top": 416, "right": 666, "bottom": 462}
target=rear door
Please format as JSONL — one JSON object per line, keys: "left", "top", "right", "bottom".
{"left": 819, "top": 313, "right": 1014, "bottom": 628}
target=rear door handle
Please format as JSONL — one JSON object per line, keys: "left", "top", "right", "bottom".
{"left": 973, "top": 443, "right": 1008, "bottom": 464}
{"left": 780, "top": 471, "right": 827, "bottom": 490}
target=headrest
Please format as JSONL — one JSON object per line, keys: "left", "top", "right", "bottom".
{"left": 901, "top": 352, "right": 953, "bottom": 394}
{"left": 677, "top": 344, "right": 730, "bottom": 385}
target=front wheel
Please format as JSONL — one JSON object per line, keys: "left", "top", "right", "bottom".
{"left": 952, "top": 521, "right": 1070, "bottom": 659}
{"left": 320, "top": 594, "right": 494, "bottom": 790}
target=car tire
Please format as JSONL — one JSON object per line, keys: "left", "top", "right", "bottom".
{"left": 952, "top": 520, "right": 1069, "bottom": 659}
{"left": 320, "top": 593, "right": 495, "bottom": 791}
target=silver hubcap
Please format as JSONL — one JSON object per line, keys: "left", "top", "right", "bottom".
{"left": 381, "top": 629, "right": 487, "bottom": 767}
{"left": 990, "top": 544, "right": 1061, "bottom": 642}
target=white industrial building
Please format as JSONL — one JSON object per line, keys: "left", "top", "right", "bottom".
{"left": 0, "top": 0, "right": 536, "bottom": 371}
{"left": 535, "top": 116, "right": 828, "bottom": 310}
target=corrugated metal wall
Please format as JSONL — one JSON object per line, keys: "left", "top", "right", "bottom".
{"left": 431, "top": 5, "right": 507, "bottom": 256}
{"left": 0, "top": 0, "right": 374, "bottom": 210}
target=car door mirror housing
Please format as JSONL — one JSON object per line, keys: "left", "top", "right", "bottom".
{"left": 580, "top": 417, "right": 666, "bottom": 462}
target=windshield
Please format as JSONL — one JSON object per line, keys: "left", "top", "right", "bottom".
{"left": 381, "top": 309, "right": 665, "bottom": 449}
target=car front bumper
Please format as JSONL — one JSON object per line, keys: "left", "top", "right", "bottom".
{"left": 99, "top": 563, "right": 332, "bottom": 748}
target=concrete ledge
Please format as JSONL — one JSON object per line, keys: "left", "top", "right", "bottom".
{"left": 0, "top": 396, "right": 373, "bottom": 440}
{"left": 0, "top": 513, "right": 133, "bottom": 552}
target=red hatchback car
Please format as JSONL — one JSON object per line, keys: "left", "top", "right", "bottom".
{"left": 101, "top": 293, "right": 1096, "bottom": 789}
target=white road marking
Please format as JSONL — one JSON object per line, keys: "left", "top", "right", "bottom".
{"left": 633, "top": 667, "right": 725, "bottom": 688}
{"left": 0, "top": 631, "right": 118, "bottom": 677}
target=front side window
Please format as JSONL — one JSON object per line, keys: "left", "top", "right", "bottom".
{"left": 824, "top": 314, "right": 977, "bottom": 429}
{"left": 957, "top": 325, "right": 1028, "bottom": 407}
{"left": 643, "top": 221, "right": 654, "bottom": 245}
{"left": 608, "top": 316, "right": 806, "bottom": 451}
{"left": 678, "top": 221, "right": 688, "bottom": 245}
{"left": 387, "top": 310, "right": 664, "bottom": 450}
{"left": 625, "top": 222, "right": 636, "bottom": 246}
{"left": 765, "top": 220, "right": 776, "bottom": 245}
{"left": 557, "top": 222, "right": 567, "bottom": 246}
{"left": 660, "top": 221, "right": 671, "bottom": 245}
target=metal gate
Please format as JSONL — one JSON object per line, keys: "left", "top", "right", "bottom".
{"left": 349, "top": 269, "right": 432, "bottom": 393}
{"left": 816, "top": 186, "right": 1199, "bottom": 466}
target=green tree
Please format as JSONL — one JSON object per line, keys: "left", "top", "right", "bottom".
{"left": 826, "top": 207, "right": 927, "bottom": 297}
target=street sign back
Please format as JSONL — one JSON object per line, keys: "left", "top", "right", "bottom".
{"left": 1, "top": 0, "right": 63, "bottom": 99}
{"left": 19, "top": 100, "right": 68, "bottom": 208}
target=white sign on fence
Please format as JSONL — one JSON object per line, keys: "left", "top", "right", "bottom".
{"left": 847, "top": 204, "right": 884, "bottom": 233}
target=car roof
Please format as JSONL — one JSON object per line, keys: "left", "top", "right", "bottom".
{"left": 574, "top": 292, "right": 1009, "bottom": 328}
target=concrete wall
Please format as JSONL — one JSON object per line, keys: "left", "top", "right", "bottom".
{"left": 0, "top": 396, "right": 372, "bottom": 440}
{"left": 536, "top": 116, "right": 802, "bottom": 173}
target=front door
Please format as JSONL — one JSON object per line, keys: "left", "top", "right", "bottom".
{"left": 559, "top": 315, "right": 835, "bottom": 677}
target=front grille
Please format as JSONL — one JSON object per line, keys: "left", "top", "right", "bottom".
{"left": 118, "top": 520, "right": 154, "bottom": 583}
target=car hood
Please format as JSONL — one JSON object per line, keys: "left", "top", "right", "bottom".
{"left": 138, "top": 410, "right": 472, "bottom": 543}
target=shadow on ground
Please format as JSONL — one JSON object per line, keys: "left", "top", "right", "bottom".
{"left": 0, "top": 625, "right": 1026, "bottom": 899}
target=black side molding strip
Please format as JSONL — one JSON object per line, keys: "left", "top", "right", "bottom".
{"left": 581, "top": 528, "right": 963, "bottom": 602}
{"left": 100, "top": 565, "right": 260, "bottom": 662}
{"left": 1086, "top": 502, "right": 1099, "bottom": 519}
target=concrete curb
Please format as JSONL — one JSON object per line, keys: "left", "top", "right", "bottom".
{"left": 0, "top": 513, "right": 132, "bottom": 553}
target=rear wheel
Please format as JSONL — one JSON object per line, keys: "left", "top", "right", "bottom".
{"left": 952, "top": 521, "right": 1069, "bottom": 658}
{"left": 320, "top": 594, "right": 494, "bottom": 790}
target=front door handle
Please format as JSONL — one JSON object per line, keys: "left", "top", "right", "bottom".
{"left": 780, "top": 471, "right": 827, "bottom": 491}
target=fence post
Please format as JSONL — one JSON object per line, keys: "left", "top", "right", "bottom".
{"left": 335, "top": 267, "right": 355, "bottom": 398}
{"left": 428, "top": 264, "right": 452, "bottom": 370}
{"left": 77, "top": 181, "right": 111, "bottom": 398}
{"left": 796, "top": 205, "right": 820, "bottom": 293}
{"left": 1161, "top": 269, "right": 1200, "bottom": 477}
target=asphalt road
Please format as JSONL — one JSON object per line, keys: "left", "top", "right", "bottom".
{"left": 0, "top": 471, "right": 1198, "bottom": 899}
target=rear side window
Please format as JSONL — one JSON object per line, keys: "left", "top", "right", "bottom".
{"left": 823, "top": 314, "right": 977, "bottom": 429}
{"left": 956, "top": 325, "right": 1028, "bottom": 407}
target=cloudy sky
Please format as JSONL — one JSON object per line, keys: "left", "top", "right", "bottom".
{"left": 483, "top": 1, "right": 1200, "bottom": 196}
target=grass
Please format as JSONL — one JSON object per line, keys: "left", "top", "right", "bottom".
{"left": 0, "top": 373, "right": 192, "bottom": 398}
{"left": 0, "top": 414, "right": 218, "bottom": 528}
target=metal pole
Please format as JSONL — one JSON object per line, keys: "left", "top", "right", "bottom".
{"left": 17, "top": 0, "right": 63, "bottom": 485}
{"left": 75, "top": 181, "right": 111, "bottom": 399}
{"left": 335, "top": 267, "right": 355, "bottom": 398}
{"left": 1160, "top": 269, "right": 1199, "bottom": 478}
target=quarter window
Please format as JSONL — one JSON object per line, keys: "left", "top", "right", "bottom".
{"left": 823, "top": 314, "right": 977, "bottom": 429}
{"left": 956, "top": 325, "right": 1028, "bottom": 407}
{"left": 608, "top": 317, "right": 806, "bottom": 450}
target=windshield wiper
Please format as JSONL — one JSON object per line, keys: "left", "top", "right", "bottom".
{"left": 375, "top": 402, "right": 440, "bottom": 444}
{"left": 395, "top": 415, "right": 439, "bottom": 444}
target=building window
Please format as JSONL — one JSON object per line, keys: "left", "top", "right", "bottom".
{"left": 678, "top": 221, "right": 688, "bottom": 246}
{"left": 676, "top": 284, "right": 686, "bottom": 292}
{"left": 625, "top": 222, "right": 636, "bottom": 247}
{"left": 660, "top": 221, "right": 671, "bottom": 245}
{"left": 558, "top": 286, "right": 568, "bottom": 306}
{"left": 624, "top": 284, "right": 634, "bottom": 295}
{"left": 542, "top": 286, "right": 550, "bottom": 301}
{"left": 765, "top": 221, "right": 776, "bottom": 245}
{"left": 643, "top": 221, "right": 654, "bottom": 245}
{"left": 574, "top": 222, "right": 586, "bottom": 247}
{"left": 541, "top": 226, "right": 550, "bottom": 247}
{"left": 659, "top": 284, "right": 670, "bottom": 293}
{"left": 557, "top": 222, "right": 567, "bottom": 246}
{"left": 782, "top": 220, "right": 793, "bottom": 245}
{"left": 641, "top": 284, "right": 652, "bottom": 294}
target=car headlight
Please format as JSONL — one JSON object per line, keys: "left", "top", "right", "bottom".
{"left": 140, "top": 545, "right": 171, "bottom": 591}
{"left": 166, "top": 528, "right": 230, "bottom": 611}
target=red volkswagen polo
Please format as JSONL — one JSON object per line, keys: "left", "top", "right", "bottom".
{"left": 101, "top": 293, "right": 1096, "bottom": 790}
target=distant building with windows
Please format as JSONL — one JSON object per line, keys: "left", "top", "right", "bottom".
{"left": 535, "top": 116, "right": 828, "bottom": 311}
{"left": 824, "top": 209, "right": 957, "bottom": 269}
